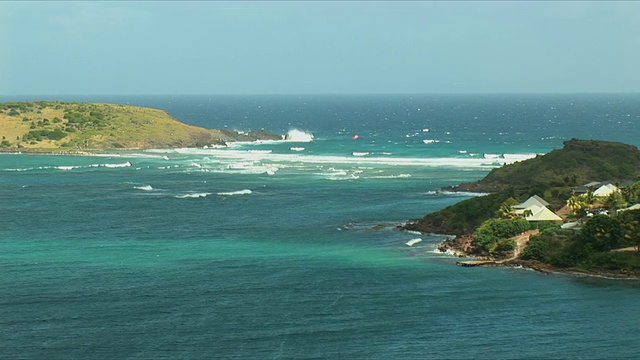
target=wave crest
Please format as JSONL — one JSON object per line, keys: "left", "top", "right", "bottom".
{"left": 285, "top": 129, "right": 314, "bottom": 142}
{"left": 217, "top": 189, "right": 252, "bottom": 196}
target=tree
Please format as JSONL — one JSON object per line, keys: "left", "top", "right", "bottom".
{"left": 566, "top": 195, "right": 588, "bottom": 216}
{"left": 619, "top": 210, "right": 640, "bottom": 252}
{"left": 604, "top": 192, "right": 627, "bottom": 216}
{"left": 578, "top": 215, "right": 623, "bottom": 253}
{"left": 497, "top": 197, "right": 520, "bottom": 219}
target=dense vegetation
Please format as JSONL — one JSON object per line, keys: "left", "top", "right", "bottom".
{"left": 404, "top": 192, "right": 514, "bottom": 235}
{"left": 409, "top": 139, "right": 640, "bottom": 236}
{"left": 475, "top": 218, "right": 531, "bottom": 253}
{"left": 0, "top": 101, "right": 281, "bottom": 152}
{"left": 521, "top": 211, "right": 640, "bottom": 273}
{"left": 405, "top": 139, "right": 640, "bottom": 275}
{"left": 455, "top": 139, "right": 640, "bottom": 193}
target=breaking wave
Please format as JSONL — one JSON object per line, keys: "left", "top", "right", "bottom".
{"left": 217, "top": 189, "right": 253, "bottom": 196}
{"left": 285, "top": 129, "right": 314, "bottom": 142}
{"left": 175, "top": 193, "right": 211, "bottom": 199}
{"left": 425, "top": 190, "right": 489, "bottom": 197}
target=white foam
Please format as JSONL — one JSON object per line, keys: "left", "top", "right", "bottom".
{"left": 406, "top": 238, "right": 423, "bottom": 246}
{"left": 217, "top": 189, "right": 252, "bottom": 196}
{"left": 103, "top": 162, "right": 132, "bottom": 168}
{"left": 425, "top": 190, "right": 489, "bottom": 197}
{"left": 370, "top": 174, "right": 412, "bottom": 179}
{"left": 134, "top": 185, "right": 153, "bottom": 191}
{"left": 56, "top": 166, "right": 77, "bottom": 170}
{"left": 290, "top": 147, "right": 305, "bottom": 152}
{"left": 175, "top": 192, "right": 211, "bottom": 198}
{"left": 483, "top": 154, "right": 502, "bottom": 159}
{"left": 285, "top": 129, "right": 314, "bottom": 142}
{"left": 352, "top": 152, "right": 370, "bottom": 156}
{"left": 423, "top": 139, "right": 440, "bottom": 144}
{"left": 143, "top": 148, "right": 537, "bottom": 170}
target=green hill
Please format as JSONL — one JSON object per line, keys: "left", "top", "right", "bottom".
{"left": 405, "top": 139, "right": 640, "bottom": 235}
{"left": 453, "top": 139, "right": 640, "bottom": 192}
{"left": 0, "top": 101, "right": 281, "bottom": 152}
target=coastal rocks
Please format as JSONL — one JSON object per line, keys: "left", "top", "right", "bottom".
{"left": 437, "top": 235, "right": 475, "bottom": 257}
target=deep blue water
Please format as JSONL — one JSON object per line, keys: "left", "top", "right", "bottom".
{"left": 2, "top": 94, "right": 640, "bottom": 359}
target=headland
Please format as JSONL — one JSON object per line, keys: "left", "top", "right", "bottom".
{"left": 0, "top": 101, "right": 282, "bottom": 153}
{"left": 403, "top": 139, "right": 640, "bottom": 279}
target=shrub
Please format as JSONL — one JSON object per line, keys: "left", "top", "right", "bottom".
{"left": 475, "top": 218, "right": 531, "bottom": 252}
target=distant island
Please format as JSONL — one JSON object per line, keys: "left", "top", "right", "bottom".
{"left": 403, "top": 139, "right": 640, "bottom": 279}
{"left": 0, "top": 101, "right": 282, "bottom": 152}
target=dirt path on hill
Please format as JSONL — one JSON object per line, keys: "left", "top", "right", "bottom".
{"left": 613, "top": 246, "right": 640, "bottom": 252}
{"left": 497, "top": 229, "right": 539, "bottom": 263}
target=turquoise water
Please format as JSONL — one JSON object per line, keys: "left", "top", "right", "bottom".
{"left": 2, "top": 94, "right": 640, "bottom": 358}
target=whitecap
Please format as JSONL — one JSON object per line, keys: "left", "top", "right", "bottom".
{"left": 103, "top": 162, "right": 132, "bottom": 168}
{"left": 290, "top": 147, "right": 305, "bottom": 152}
{"left": 406, "top": 238, "right": 423, "bottom": 247}
{"left": 134, "top": 185, "right": 153, "bottom": 191}
{"left": 352, "top": 152, "right": 370, "bottom": 156}
{"left": 370, "top": 174, "right": 412, "bottom": 179}
{"left": 285, "top": 129, "right": 314, "bottom": 142}
{"left": 56, "top": 166, "right": 77, "bottom": 170}
{"left": 175, "top": 192, "right": 211, "bottom": 198}
{"left": 423, "top": 139, "right": 440, "bottom": 144}
{"left": 483, "top": 154, "right": 502, "bottom": 159}
{"left": 435, "top": 190, "right": 490, "bottom": 197}
{"left": 217, "top": 189, "right": 252, "bottom": 196}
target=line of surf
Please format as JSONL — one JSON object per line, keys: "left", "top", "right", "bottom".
{"left": 151, "top": 148, "right": 537, "bottom": 168}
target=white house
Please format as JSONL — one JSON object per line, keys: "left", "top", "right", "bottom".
{"left": 512, "top": 195, "right": 549, "bottom": 214}
{"left": 511, "top": 195, "right": 562, "bottom": 222}
{"left": 525, "top": 206, "right": 563, "bottom": 222}
{"left": 593, "top": 183, "right": 619, "bottom": 198}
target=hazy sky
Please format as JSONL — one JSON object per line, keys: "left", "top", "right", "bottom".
{"left": 1, "top": 1, "right": 638, "bottom": 95}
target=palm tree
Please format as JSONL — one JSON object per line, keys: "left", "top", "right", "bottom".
{"left": 499, "top": 203, "right": 517, "bottom": 219}
{"left": 566, "top": 195, "right": 587, "bottom": 216}
{"left": 605, "top": 192, "right": 628, "bottom": 216}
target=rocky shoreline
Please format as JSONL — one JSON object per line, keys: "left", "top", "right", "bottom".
{"left": 434, "top": 234, "right": 640, "bottom": 280}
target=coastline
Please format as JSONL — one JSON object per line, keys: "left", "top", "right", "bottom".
{"left": 433, "top": 234, "right": 640, "bottom": 280}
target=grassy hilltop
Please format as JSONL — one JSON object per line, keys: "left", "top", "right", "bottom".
{"left": 0, "top": 101, "right": 281, "bottom": 152}
{"left": 404, "top": 139, "right": 640, "bottom": 277}
{"left": 407, "top": 139, "right": 640, "bottom": 235}
{"left": 452, "top": 139, "right": 640, "bottom": 193}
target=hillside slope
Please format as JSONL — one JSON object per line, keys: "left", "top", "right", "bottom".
{"left": 405, "top": 139, "right": 640, "bottom": 235}
{"left": 452, "top": 139, "right": 640, "bottom": 193}
{"left": 0, "top": 101, "right": 281, "bottom": 152}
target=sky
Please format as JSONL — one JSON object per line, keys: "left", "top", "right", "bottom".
{"left": 1, "top": 1, "right": 639, "bottom": 95}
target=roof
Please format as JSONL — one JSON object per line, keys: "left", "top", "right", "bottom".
{"left": 513, "top": 195, "right": 549, "bottom": 209}
{"left": 584, "top": 181, "right": 602, "bottom": 188}
{"left": 618, "top": 204, "right": 640, "bottom": 213}
{"left": 593, "top": 183, "right": 619, "bottom": 197}
{"left": 525, "top": 206, "right": 562, "bottom": 222}
{"left": 514, "top": 204, "right": 541, "bottom": 215}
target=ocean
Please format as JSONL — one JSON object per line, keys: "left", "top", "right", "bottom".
{"left": 2, "top": 94, "right": 640, "bottom": 359}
